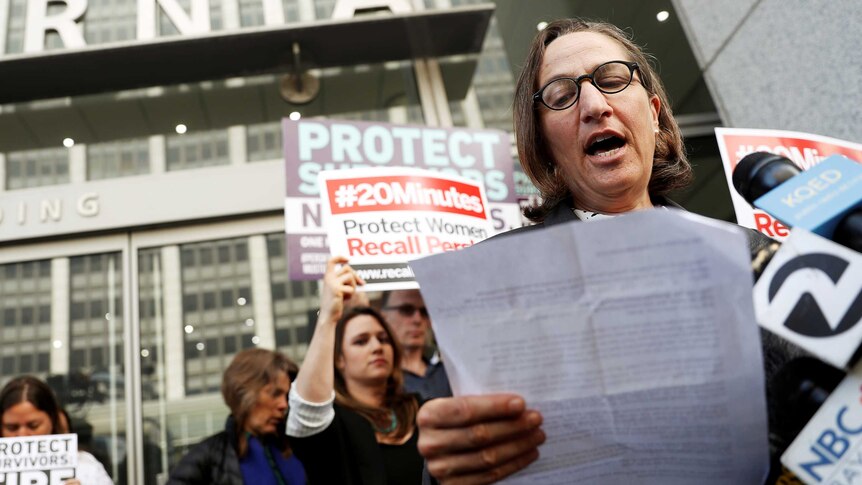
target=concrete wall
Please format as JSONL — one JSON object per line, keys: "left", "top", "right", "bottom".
{"left": 672, "top": 0, "right": 862, "bottom": 142}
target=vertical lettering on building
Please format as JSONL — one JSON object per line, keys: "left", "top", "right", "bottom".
{"left": 137, "top": 0, "right": 212, "bottom": 40}
{"left": 77, "top": 193, "right": 99, "bottom": 217}
{"left": 17, "top": 202, "right": 26, "bottom": 224}
{"left": 40, "top": 199, "right": 62, "bottom": 222}
{"left": 23, "top": 0, "right": 88, "bottom": 53}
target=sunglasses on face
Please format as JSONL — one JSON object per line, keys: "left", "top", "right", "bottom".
{"left": 383, "top": 303, "right": 429, "bottom": 318}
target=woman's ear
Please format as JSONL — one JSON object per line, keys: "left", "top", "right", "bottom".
{"left": 649, "top": 93, "right": 661, "bottom": 131}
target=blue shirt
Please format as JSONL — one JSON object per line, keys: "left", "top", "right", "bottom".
{"left": 403, "top": 358, "right": 452, "bottom": 401}
{"left": 240, "top": 434, "right": 306, "bottom": 485}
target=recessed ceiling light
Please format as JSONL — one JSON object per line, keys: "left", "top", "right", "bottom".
{"left": 63, "top": 138, "right": 74, "bottom": 147}
{"left": 536, "top": 21, "right": 548, "bottom": 31}
{"left": 656, "top": 11, "right": 670, "bottom": 22}
{"left": 175, "top": 124, "right": 188, "bottom": 134}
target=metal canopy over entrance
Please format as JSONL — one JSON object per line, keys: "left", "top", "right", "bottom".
{"left": 0, "top": 4, "right": 493, "bottom": 104}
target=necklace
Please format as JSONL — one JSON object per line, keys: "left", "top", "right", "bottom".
{"left": 375, "top": 409, "right": 398, "bottom": 434}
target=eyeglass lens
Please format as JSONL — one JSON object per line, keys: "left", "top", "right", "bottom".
{"left": 541, "top": 61, "right": 635, "bottom": 110}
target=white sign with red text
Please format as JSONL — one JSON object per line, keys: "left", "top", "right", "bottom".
{"left": 283, "top": 119, "right": 520, "bottom": 280}
{"left": 715, "top": 128, "right": 862, "bottom": 241}
{"left": 319, "top": 167, "right": 493, "bottom": 291}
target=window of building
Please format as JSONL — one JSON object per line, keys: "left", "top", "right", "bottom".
{"left": 83, "top": 0, "right": 137, "bottom": 45}
{"left": 266, "top": 233, "right": 317, "bottom": 358}
{"left": 69, "top": 254, "right": 124, "bottom": 372}
{"left": 165, "top": 129, "right": 230, "bottom": 171}
{"left": 88, "top": 137, "right": 150, "bottom": 180}
{"left": 5, "top": 148, "right": 70, "bottom": 190}
{"left": 181, "top": 238, "right": 254, "bottom": 395}
{"left": 238, "top": 0, "right": 301, "bottom": 27}
{"left": 247, "top": 122, "right": 283, "bottom": 162}
{"left": 0, "top": 260, "right": 52, "bottom": 379}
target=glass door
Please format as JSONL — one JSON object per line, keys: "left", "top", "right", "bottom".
{"left": 129, "top": 214, "right": 322, "bottom": 484}
{"left": 0, "top": 235, "right": 131, "bottom": 484}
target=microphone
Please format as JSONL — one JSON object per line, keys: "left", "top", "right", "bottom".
{"left": 768, "top": 356, "right": 846, "bottom": 453}
{"left": 733, "top": 152, "right": 862, "bottom": 252}
{"left": 780, "top": 361, "right": 862, "bottom": 483}
{"left": 733, "top": 153, "right": 862, "bottom": 482}
{"left": 732, "top": 153, "right": 862, "bottom": 370}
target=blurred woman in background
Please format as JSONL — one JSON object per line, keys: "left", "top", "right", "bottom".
{"left": 168, "top": 348, "right": 305, "bottom": 485}
{"left": 1, "top": 375, "right": 114, "bottom": 485}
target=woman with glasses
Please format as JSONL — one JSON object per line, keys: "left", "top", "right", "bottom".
{"left": 287, "top": 256, "right": 424, "bottom": 484}
{"left": 414, "top": 18, "right": 778, "bottom": 484}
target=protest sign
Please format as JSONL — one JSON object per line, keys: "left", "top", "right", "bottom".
{"left": 715, "top": 128, "right": 862, "bottom": 240}
{"left": 320, "top": 167, "right": 493, "bottom": 290}
{"left": 0, "top": 434, "right": 77, "bottom": 485}
{"left": 283, "top": 119, "right": 520, "bottom": 279}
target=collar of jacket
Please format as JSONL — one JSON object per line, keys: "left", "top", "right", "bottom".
{"left": 543, "top": 195, "right": 682, "bottom": 227}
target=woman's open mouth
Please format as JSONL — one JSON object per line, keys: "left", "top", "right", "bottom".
{"left": 586, "top": 135, "right": 626, "bottom": 158}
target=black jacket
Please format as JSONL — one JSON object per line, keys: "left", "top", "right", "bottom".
{"left": 167, "top": 417, "right": 244, "bottom": 485}
{"left": 292, "top": 402, "right": 423, "bottom": 485}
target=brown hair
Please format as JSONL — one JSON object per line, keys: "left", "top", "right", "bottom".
{"left": 222, "top": 348, "right": 296, "bottom": 457}
{"left": 334, "top": 307, "right": 417, "bottom": 440}
{"left": 0, "top": 376, "right": 62, "bottom": 436}
{"left": 514, "top": 18, "right": 693, "bottom": 221}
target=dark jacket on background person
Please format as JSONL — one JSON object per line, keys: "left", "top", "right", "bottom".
{"left": 167, "top": 417, "right": 244, "bottom": 485}
{"left": 167, "top": 416, "right": 304, "bottom": 485}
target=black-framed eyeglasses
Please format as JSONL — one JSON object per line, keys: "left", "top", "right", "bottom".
{"left": 383, "top": 304, "right": 429, "bottom": 318}
{"left": 533, "top": 60, "right": 640, "bottom": 111}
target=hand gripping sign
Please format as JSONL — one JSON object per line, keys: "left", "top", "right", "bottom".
{"left": 319, "top": 167, "right": 493, "bottom": 291}
{"left": 0, "top": 434, "right": 77, "bottom": 485}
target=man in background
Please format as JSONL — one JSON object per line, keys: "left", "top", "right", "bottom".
{"left": 381, "top": 289, "right": 451, "bottom": 401}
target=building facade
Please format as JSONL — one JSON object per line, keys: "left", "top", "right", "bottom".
{"left": 0, "top": 0, "right": 742, "bottom": 483}
{"left": 0, "top": 0, "right": 518, "bottom": 483}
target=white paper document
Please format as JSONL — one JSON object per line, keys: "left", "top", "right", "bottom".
{"left": 410, "top": 209, "right": 770, "bottom": 484}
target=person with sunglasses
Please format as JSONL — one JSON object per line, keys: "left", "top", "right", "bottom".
{"left": 381, "top": 290, "right": 452, "bottom": 401}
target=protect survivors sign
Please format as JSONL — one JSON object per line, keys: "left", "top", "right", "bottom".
{"left": 320, "top": 168, "right": 493, "bottom": 290}
{"left": 715, "top": 128, "right": 862, "bottom": 241}
{"left": 284, "top": 119, "right": 520, "bottom": 280}
{"left": 0, "top": 434, "right": 77, "bottom": 484}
